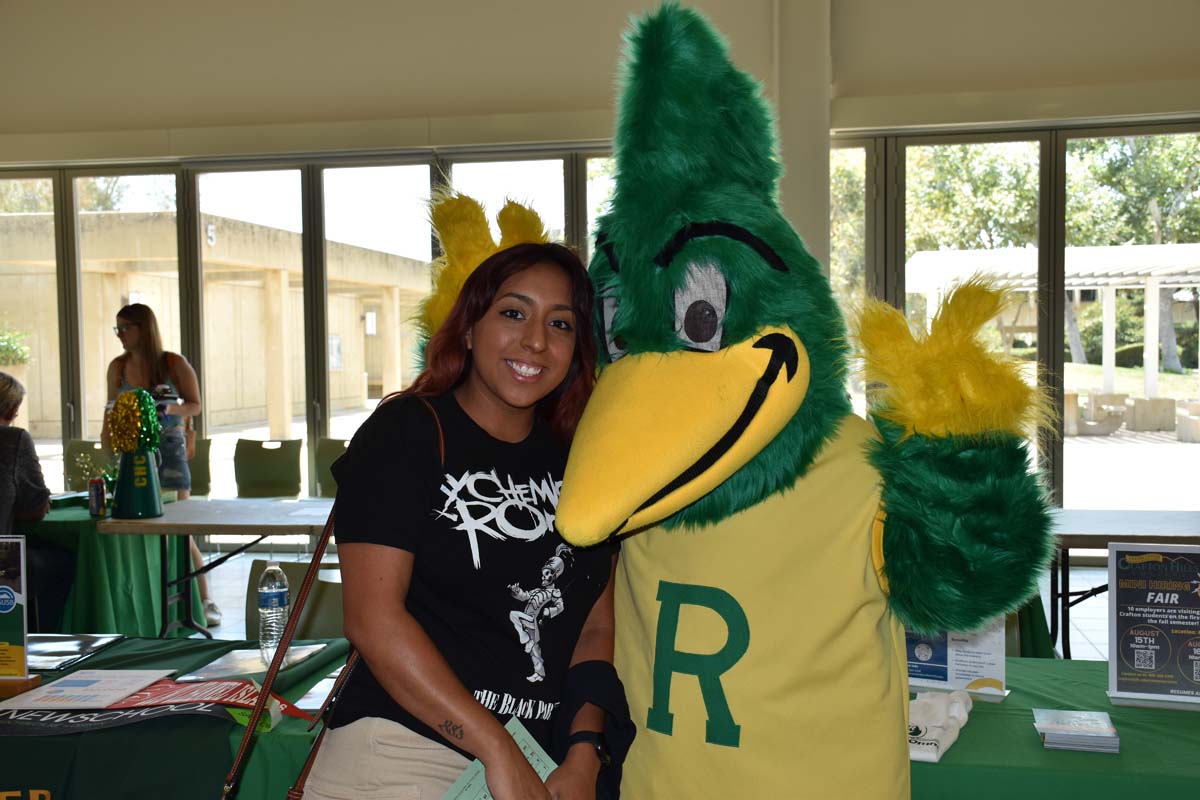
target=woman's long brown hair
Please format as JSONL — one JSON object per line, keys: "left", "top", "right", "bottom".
{"left": 397, "top": 242, "right": 596, "bottom": 443}
{"left": 116, "top": 303, "right": 169, "bottom": 385}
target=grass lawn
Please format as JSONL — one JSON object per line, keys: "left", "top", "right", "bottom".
{"left": 1064, "top": 363, "right": 1199, "bottom": 400}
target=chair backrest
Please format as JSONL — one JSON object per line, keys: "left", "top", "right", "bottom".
{"left": 188, "top": 438, "right": 212, "bottom": 496}
{"left": 244, "top": 558, "right": 343, "bottom": 640}
{"left": 64, "top": 439, "right": 113, "bottom": 491}
{"left": 233, "top": 439, "right": 302, "bottom": 498}
{"left": 314, "top": 438, "right": 350, "bottom": 498}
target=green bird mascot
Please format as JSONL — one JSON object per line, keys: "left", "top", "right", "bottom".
{"left": 556, "top": 4, "right": 1053, "bottom": 798}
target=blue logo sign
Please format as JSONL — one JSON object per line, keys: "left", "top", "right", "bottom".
{"left": 0, "top": 586, "right": 16, "bottom": 613}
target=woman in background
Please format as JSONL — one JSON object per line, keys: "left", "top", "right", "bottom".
{"left": 1, "top": 371, "right": 68, "bottom": 631}
{"left": 0, "top": 371, "right": 50, "bottom": 534}
{"left": 99, "top": 303, "right": 220, "bottom": 626}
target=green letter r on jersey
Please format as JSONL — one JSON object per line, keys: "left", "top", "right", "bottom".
{"left": 646, "top": 581, "right": 750, "bottom": 747}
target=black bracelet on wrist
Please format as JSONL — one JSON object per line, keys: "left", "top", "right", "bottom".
{"left": 566, "top": 730, "right": 611, "bottom": 767}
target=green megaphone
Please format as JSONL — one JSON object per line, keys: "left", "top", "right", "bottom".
{"left": 112, "top": 448, "right": 163, "bottom": 519}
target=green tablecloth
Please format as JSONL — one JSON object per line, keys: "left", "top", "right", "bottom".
{"left": 8, "top": 642, "right": 1194, "bottom": 799}
{"left": 18, "top": 507, "right": 203, "bottom": 637}
{"left": 912, "top": 657, "right": 1200, "bottom": 798}
{"left": 4, "top": 636, "right": 350, "bottom": 800}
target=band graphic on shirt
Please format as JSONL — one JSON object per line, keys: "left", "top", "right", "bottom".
{"left": 435, "top": 470, "right": 562, "bottom": 568}
{"left": 507, "top": 544, "right": 573, "bottom": 683}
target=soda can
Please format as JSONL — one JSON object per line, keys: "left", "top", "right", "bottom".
{"left": 88, "top": 477, "right": 107, "bottom": 517}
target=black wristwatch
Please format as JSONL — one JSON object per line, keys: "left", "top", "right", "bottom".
{"left": 566, "top": 730, "right": 612, "bottom": 767}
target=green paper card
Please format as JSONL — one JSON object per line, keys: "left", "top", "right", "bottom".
{"left": 442, "top": 716, "right": 557, "bottom": 800}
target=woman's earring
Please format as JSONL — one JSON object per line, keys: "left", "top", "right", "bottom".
{"left": 464, "top": 332, "right": 472, "bottom": 350}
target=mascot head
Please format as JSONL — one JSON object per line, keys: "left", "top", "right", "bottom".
{"left": 558, "top": 3, "right": 850, "bottom": 545}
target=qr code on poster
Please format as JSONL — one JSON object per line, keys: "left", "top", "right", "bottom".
{"left": 1194, "top": 660, "right": 1200, "bottom": 682}
{"left": 1134, "top": 649, "right": 1155, "bottom": 670}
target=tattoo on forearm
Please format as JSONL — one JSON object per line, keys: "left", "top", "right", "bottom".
{"left": 439, "top": 719, "right": 465, "bottom": 740}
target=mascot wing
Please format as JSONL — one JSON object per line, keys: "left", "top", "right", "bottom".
{"left": 856, "top": 279, "right": 1054, "bottom": 633}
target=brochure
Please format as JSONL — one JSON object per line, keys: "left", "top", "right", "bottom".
{"left": 442, "top": 716, "right": 557, "bottom": 799}
{"left": 906, "top": 614, "right": 1007, "bottom": 700}
{"left": 1032, "top": 708, "right": 1119, "bottom": 752}
{"left": 1107, "top": 543, "right": 1200, "bottom": 710}
{"left": 27, "top": 634, "right": 125, "bottom": 671}
{"left": 0, "top": 669, "right": 174, "bottom": 709}
{"left": 0, "top": 536, "right": 29, "bottom": 679}
{"left": 111, "top": 677, "right": 312, "bottom": 726}
{"left": 175, "top": 643, "right": 327, "bottom": 682}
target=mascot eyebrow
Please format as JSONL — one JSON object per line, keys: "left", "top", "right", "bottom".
{"left": 653, "top": 221, "right": 789, "bottom": 273}
{"left": 595, "top": 231, "right": 622, "bottom": 274}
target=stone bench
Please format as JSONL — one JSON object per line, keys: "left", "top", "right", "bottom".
{"left": 1065, "top": 391, "right": 1123, "bottom": 436}
{"left": 1126, "top": 397, "right": 1177, "bottom": 432}
{"left": 1179, "top": 401, "right": 1200, "bottom": 444}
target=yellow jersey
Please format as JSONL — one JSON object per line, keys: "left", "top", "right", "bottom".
{"left": 614, "top": 414, "right": 909, "bottom": 799}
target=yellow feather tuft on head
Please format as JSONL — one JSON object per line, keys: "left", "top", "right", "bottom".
{"left": 417, "top": 193, "right": 548, "bottom": 341}
{"left": 853, "top": 276, "right": 1050, "bottom": 439}
{"left": 497, "top": 199, "right": 549, "bottom": 250}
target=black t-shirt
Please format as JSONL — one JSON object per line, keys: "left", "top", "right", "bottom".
{"left": 328, "top": 392, "right": 613, "bottom": 754}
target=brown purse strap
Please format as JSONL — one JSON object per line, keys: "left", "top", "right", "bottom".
{"left": 222, "top": 508, "right": 338, "bottom": 799}
{"left": 222, "top": 395, "right": 445, "bottom": 800}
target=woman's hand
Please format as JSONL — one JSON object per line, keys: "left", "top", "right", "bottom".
{"left": 482, "top": 739, "right": 551, "bottom": 800}
{"left": 544, "top": 745, "right": 600, "bottom": 800}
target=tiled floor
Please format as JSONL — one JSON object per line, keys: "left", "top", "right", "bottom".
{"left": 200, "top": 549, "right": 315, "bottom": 642}
{"left": 199, "top": 551, "right": 1112, "bottom": 660}
{"left": 1036, "top": 564, "right": 1109, "bottom": 660}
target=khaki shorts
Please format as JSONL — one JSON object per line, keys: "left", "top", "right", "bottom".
{"left": 306, "top": 717, "right": 472, "bottom": 800}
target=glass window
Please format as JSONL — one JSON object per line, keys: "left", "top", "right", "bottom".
{"left": 903, "top": 141, "right": 1042, "bottom": 456}
{"left": 0, "top": 177, "right": 65, "bottom": 491}
{"left": 322, "top": 164, "right": 432, "bottom": 442}
{"left": 77, "top": 174, "right": 181, "bottom": 443}
{"left": 199, "top": 170, "right": 307, "bottom": 500}
{"left": 1062, "top": 133, "right": 1200, "bottom": 511}
{"left": 585, "top": 156, "right": 616, "bottom": 262}
{"left": 450, "top": 160, "right": 566, "bottom": 242}
{"left": 830, "top": 146, "right": 869, "bottom": 416}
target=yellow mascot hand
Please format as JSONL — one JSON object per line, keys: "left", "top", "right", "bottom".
{"left": 855, "top": 277, "right": 1047, "bottom": 439}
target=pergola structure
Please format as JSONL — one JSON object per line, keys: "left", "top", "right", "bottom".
{"left": 907, "top": 244, "right": 1200, "bottom": 400}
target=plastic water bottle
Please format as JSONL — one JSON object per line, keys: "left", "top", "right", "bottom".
{"left": 258, "top": 561, "right": 290, "bottom": 664}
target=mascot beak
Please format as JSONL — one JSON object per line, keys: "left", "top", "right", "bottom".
{"left": 557, "top": 325, "right": 810, "bottom": 546}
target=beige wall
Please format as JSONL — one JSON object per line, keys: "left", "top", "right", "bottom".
{"left": 2, "top": 0, "right": 1199, "bottom": 271}
{"left": 831, "top": 0, "right": 1200, "bottom": 130}
{"left": 0, "top": 0, "right": 773, "bottom": 151}
{"left": 7, "top": 0, "right": 1196, "bottom": 150}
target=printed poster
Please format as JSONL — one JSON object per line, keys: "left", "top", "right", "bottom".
{"left": 1108, "top": 543, "right": 1200, "bottom": 709}
{"left": 906, "top": 614, "right": 1006, "bottom": 698}
{"left": 0, "top": 535, "right": 28, "bottom": 679}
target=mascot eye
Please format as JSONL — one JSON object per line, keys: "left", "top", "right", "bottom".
{"left": 674, "top": 261, "right": 727, "bottom": 352}
{"left": 601, "top": 295, "right": 627, "bottom": 362}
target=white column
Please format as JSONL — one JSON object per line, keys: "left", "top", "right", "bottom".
{"left": 775, "top": 0, "right": 831, "bottom": 271}
{"left": 380, "top": 286, "right": 403, "bottom": 396}
{"left": 1143, "top": 277, "right": 1160, "bottom": 399}
{"left": 264, "top": 268, "right": 293, "bottom": 439}
{"left": 1102, "top": 286, "right": 1116, "bottom": 393}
